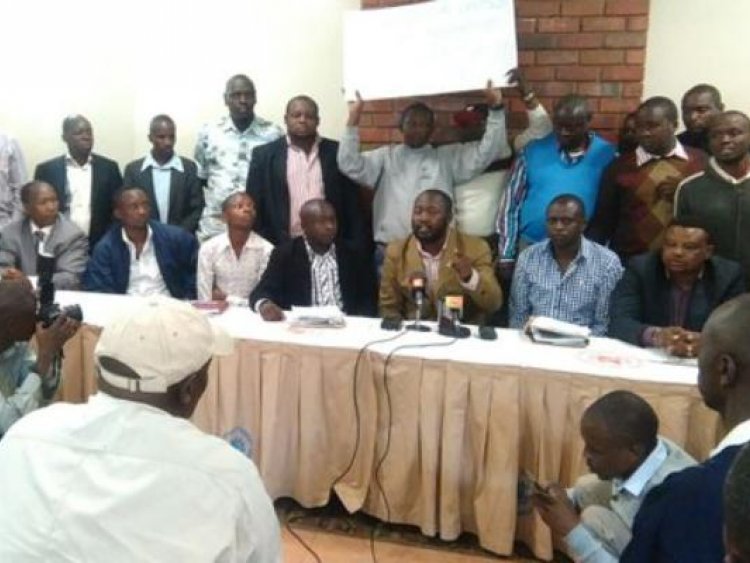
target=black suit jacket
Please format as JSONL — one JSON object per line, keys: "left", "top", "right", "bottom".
{"left": 249, "top": 237, "right": 376, "bottom": 317}
{"left": 246, "top": 137, "right": 363, "bottom": 247}
{"left": 122, "top": 156, "right": 204, "bottom": 233}
{"left": 608, "top": 251, "right": 746, "bottom": 345}
{"left": 34, "top": 153, "right": 122, "bottom": 248}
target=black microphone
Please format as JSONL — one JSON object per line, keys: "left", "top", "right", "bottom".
{"left": 406, "top": 274, "right": 430, "bottom": 332}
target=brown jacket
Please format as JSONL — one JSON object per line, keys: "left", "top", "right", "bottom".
{"left": 379, "top": 229, "right": 502, "bottom": 325}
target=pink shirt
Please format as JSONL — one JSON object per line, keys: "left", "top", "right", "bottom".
{"left": 287, "top": 137, "right": 324, "bottom": 236}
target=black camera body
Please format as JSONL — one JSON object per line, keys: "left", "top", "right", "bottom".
{"left": 36, "top": 253, "right": 83, "bottom": 328}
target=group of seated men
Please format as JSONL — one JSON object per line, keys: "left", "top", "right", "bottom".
{"left": 1, "top": 74, "right": 749, "bottom": 361}
{"left": 1, "top": 71, "right": 750, "bottom": 561}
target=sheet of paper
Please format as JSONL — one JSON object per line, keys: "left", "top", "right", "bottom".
{"left": 343, "top": 0, "right": 517, "bottom": 100}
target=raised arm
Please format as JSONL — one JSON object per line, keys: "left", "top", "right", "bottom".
{"left": 337, "top": 91, "right": 388, "bottom": 188}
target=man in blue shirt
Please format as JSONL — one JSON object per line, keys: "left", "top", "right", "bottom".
{"left": 509, "top": 194, "right": 622, "bottom": 335}
{"left": 497, "top": 95, "right": 616, "bottom": 281}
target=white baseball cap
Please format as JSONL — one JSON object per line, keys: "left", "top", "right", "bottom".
{"left": 95, "top": 297, "right": 234, "bottom": 393}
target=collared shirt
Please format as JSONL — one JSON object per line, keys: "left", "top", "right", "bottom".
{"left": 142, "top": 153, "right": 184, "bottom": 223}
{"left": 707, "top": 156, "right": 750, "bottom": 185}
{"left": 29, "top": 221, "right": 54, "bottom": 254}
{"left": 509, "top": 237, "right": 623, "bottom": 335}
{"left": 0, "top": 132, "right": 28, "bottom": 229}
{"left": 613, "top": 439, "right": 668, "bottom": 498}
{"left": 711, "top": 418, "right": 750, "bottom": 456}
{"left": 0, "top": 342, "right": 60, "bottom": 435}
{"left": 304, "top": 239, "right": 343, "bottom": 309}
{"left": 565, "top": 437, "right": 691, "bottom": 563}
{"left": 635, "top": 141, "right": 689, "bottom": 167}
{"left": 287, "top": 136, "right": 324, "bottom": 237}
{"left": 122, "top": 226, "right": 170, "bottom": 297}
{"left": 197, "top": 231, "right": 274, "bottom": 304}
{"left": 338, "top": 109, "right": 510, "bottom": 243}
{"left": 65, "top": 153, "right": 93, "bottom": 235}
{"left": 415, "top": 231, "right": 479, "bottom": 292}
{"left": 194, "top": 115, "right": 283, "bottom": 240}
{"left": 0, "top": 392, "right": 282, "bottom": 562}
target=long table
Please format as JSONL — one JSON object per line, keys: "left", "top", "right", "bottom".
{"left": 56, "top": 291, "right": 720, "bottom": 560}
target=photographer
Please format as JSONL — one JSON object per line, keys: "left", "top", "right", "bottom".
{"left": 0, "top": 279, "right": 79, "bottom": 435}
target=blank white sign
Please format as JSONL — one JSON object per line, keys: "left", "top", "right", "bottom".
{"left": 343, "top": 0, "right": 518, "bottom": 101}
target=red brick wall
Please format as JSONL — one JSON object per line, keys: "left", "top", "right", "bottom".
{"left": 358, "top": 0, "right": 649, "bottom": 146}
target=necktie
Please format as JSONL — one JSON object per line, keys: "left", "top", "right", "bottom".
{"left": 34, "top": 231, "right": 46, "bottom": 254}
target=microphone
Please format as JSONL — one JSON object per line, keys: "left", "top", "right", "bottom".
{"left": 438, "top": 294, "right": 470, "bottom": 338}
{"left": 406, "top": 273, "right": 430, "bottom": 332}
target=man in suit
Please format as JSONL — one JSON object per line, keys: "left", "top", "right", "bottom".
{"left": 724, "top": 443, "right": 750, "bottom": 563}
{"left": 249, "top": 199, "right": 375, "bottom": 320}
{"left": 533, "top": 391, "right": 695, "bottom": 561}
{"left": 34, "top": 115, "right": 122, "bottom": 248}
{"left": 0, "top": 181, "right": 87, "bottom": 289}
{"left": 123, "top": 115, "right": 204, "bottom": 233}
{"left": 83, "top": 187, "right": 197, "bottom": 299}
{"left": 608, "top": 218, "right": 745, "bottom": 355}
{"left": 380, "top": 189, "right": 502, "bottom": 325}
{"left": 247, "top": 95, "right": 362, "bottom": 248}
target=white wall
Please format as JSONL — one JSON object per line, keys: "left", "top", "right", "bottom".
{"left": 0, "top": 0, "right": 360, "bottom": 172}
{"left": 644, "top": 0, "right": 750, "bottom": 119}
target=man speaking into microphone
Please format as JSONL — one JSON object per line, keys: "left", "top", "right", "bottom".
{"left": 380, "top": 189, "right": 502, "bottom": 325}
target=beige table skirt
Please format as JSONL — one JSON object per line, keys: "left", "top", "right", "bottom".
{"left": 60, "top": 326, "right": 720, "bottom": 560}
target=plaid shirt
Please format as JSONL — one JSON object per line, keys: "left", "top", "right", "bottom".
{"left": 509, "top": 237, "right": 623, "bottom": 335}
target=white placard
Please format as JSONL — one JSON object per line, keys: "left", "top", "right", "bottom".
{"left": 343, "top": 0, "right": 517, "bottom": 101}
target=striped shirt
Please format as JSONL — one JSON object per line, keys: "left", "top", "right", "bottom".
{"left": 287, "top": 137, "right": 324, "bottom": 237}
{"left": 509, "top": 237, "right": 623, "bottom": 335}
{"left": 304, "top": 239, "right": 342, "bottom": 309}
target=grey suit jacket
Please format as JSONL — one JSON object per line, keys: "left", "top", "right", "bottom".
{"left": 0, "top": 215, "right": 89, "bottom": 289}
{"left": 122, "top": 156, "right": 204, "bottom": 233}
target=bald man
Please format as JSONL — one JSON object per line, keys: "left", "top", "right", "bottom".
{"left": 0, "top": 280, "right": 79, "bottom": 435}
{"left": 617, "top": 295, "right": 750, "bottom": 562}
{"left": 249, "top": 199, "right": 375, "bottom": 321}
{"left": 34, "top": 115, "right": 123, "bottom": 248}
{"left": 533, "top": 391, "right": 694, "bottom": 561}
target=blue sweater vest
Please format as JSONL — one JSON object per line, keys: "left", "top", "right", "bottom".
{"left": 519, "top": 134, "right": 615, "bottom": 244}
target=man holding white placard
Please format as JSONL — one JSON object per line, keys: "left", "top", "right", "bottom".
{"left": 337, "top": 81, "right": 510, "bottom": 264}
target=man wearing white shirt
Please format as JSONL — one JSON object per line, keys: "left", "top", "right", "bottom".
{"left": 0, "top": 297, "right": 281, "bottom": 562}
{"left": 34, "top": 115, "right": 123, "bottom": 248}
{"left": 83, "top": 187, "right": 197, "bottom": 299}
{"left": 198, "top": 193, "right": 273, "bottom": 304}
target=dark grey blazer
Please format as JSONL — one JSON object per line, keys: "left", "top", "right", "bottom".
{"left": 123, "top": 156, "right": 204, "bottom": 233}
{"left": 0, "top": 215, "right": 88, "bottom": 289}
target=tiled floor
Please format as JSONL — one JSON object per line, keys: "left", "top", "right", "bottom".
{"left": 281, "top": 526, "right": 535, "bottom": 562}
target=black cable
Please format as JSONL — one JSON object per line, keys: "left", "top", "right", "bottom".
{"left": 286, "top": 514, "right": 323, "bottom": 563}
{"left": 371, "top": 338, "right": 459, "bottom": 561}
{"left": 330, "top": 330, "right": 408, "bottom": 489}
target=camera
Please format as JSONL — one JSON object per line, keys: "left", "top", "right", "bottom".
{"left": 36, "top": 253, "right": 83, "bottom": 328}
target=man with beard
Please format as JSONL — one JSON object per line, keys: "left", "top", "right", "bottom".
{"left": 379, "top": 189, "right": 502, "bottom": 325}
{"left": 34, "top": 115, "right": 122, "bottom": 248}
{"left": 509, "top": 194, "right": 622, "bottom": 335}
{"left": 247, "top": 95, "right": 362, "bottom": 248}
{"left": 678, "top": 84, "right": 724, "bottom": 153}
{"left": 675, "top": 111, "right": 750, "bottom": 286}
